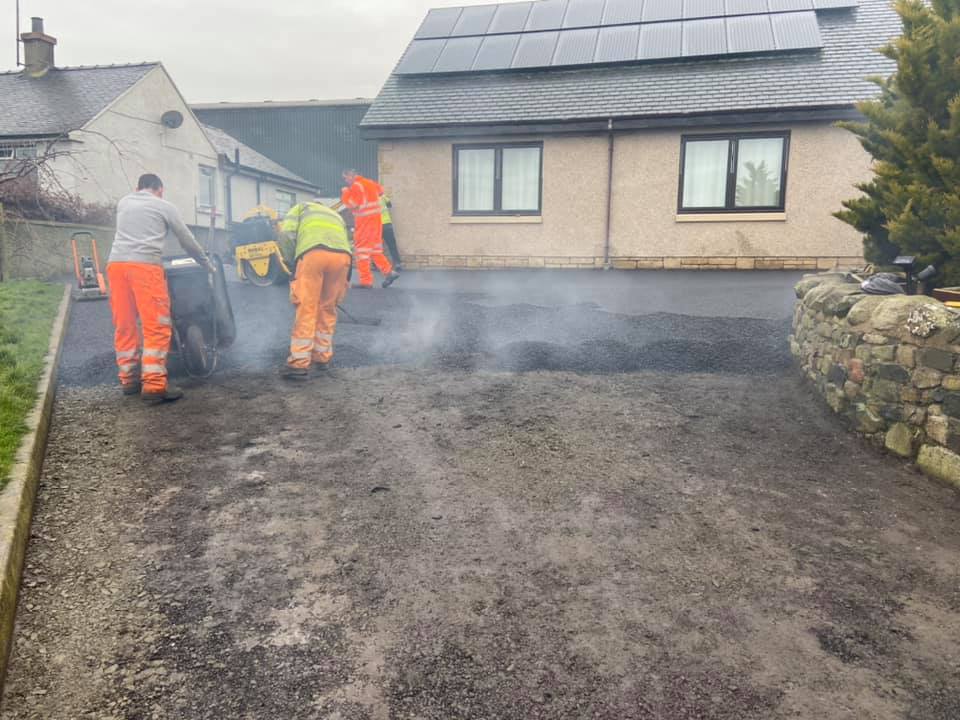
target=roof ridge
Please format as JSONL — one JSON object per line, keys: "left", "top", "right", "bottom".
{"left": 191, "top": 98, "right": 373, "bottom": 108}
{"left": 0, "top": 61, "right": 159, "bottom": 76}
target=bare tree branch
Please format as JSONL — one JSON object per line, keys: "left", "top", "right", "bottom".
{"left": 0, "top": 134, "right": 116, "bottom": 225}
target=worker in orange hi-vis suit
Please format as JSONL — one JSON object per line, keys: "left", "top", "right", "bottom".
{"left": 340, "top": 169, "right": 400, "bottom": 289}
{"left": 107, "top": 173, "right": 215, "bottom": 404}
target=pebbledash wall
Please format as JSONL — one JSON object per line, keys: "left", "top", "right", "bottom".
{"left": 379, "top": 122, "right": 868, "bottom": 271}
{"left": 791, "top": 273, "right": 960, "bottom": 488}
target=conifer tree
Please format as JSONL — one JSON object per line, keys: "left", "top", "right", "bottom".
{"left": 836, "top": 0, "right": 960, "bottom": 281}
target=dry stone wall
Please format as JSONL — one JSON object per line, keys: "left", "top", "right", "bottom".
{"left": 791, "top": 273, "right": 960, "bottom": 489}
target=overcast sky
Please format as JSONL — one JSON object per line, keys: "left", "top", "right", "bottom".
{"left": 1, "top": 0, "right": 491, "bottom": 102}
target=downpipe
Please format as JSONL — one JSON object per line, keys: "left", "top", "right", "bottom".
{"left": 603, "top": 118, "right": 614, "bottom": 271}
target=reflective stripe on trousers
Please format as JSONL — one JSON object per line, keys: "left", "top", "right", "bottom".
{"left": 313, "top": 331, "right": 333, "bottom": 358}
{"left": 355, "top": 250, "right": 393, "bottom": 288}
{"left": 290, "top": 337, "right": 313, "bottom": 360}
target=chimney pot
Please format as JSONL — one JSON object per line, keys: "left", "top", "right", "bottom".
{"left": 31, "top": 17, "right": 43, "bottom": 33}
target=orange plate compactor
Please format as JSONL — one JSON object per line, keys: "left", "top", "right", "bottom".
{"left": 70, "top": 231, "right": 108, "bottom": 301}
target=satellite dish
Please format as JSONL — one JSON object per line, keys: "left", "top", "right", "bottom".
{"left": 161, "top": 110, "right": 184, "bottom": 129}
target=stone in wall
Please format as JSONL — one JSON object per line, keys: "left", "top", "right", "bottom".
{"left": 791, "top": 272, "right": 960, "bottom": 489}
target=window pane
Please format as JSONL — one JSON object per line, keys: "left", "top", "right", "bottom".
{"left": 457, "top": 149, "right": 495, "bottom": 212}
{"left": 682, "top": 140, "right": 729, "bottom": 208}
{"left": 199, "top": 167, "right": 215, "bottom": 207}
{"left": 735, "top": 137, "right": 784, "bottom": 208}
{"left": 501, "top": 147, "right": 541, "bottom": 212}
{"left": 276, "top": 190, "right": 295, "bottom": 213}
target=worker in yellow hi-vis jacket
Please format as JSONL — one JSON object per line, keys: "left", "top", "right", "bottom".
{"left": 277, "top": 199, "right": 354, "bottom": 380}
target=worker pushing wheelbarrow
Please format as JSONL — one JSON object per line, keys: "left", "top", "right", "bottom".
{"left": 106, "top": 173, "right": 235, "bottom": 404}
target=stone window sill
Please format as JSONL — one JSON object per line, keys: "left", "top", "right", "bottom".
{"left": 675, "top": 212, "right": 787, "bottom": 223}
{"left": 450, "top": 216, "right": 542, "bottom": 225}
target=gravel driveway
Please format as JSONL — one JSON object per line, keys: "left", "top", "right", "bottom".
{"left": 3, "top": 270, "right": 959, "bottom": 720}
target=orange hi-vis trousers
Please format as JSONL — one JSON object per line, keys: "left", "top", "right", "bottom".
{"left": 287, "top": 248, "right": 351, "bottom": 369}
{"left": 353, "top": 215, "right": 392, "bottom": 287}
{"left": 107, "top": 262, "right": 172, "bottom": 393}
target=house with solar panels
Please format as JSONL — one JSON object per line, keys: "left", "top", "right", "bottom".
{"left": 360, "top": 0, "right": 901, "bottom": 271}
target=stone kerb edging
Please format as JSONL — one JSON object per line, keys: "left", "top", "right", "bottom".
{"left": 790, "top": 273, "right": 960, "bottom": 487}
{"left": 0, "top": 284, "right": 71, "bottom": 693}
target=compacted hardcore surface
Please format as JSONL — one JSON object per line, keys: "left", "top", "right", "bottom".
{"left": 3, "top": 271, "right": 959, "bottom": 720}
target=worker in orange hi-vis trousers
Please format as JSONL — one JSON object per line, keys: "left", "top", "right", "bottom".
{"left": 276, "top": 199, "right": 354, "bottom": 381}
{"left": 107, "top": 173, "right": 215, "bottom": 404}
{"left": 340, "top": 169, "right": 400, "bottom": 289}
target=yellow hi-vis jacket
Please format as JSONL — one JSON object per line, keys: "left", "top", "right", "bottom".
{"left": 279, "top": 202, "right": 353, "bottom": 264}
{"left": 381, "top": 195, "right": 393, "bottom": 225}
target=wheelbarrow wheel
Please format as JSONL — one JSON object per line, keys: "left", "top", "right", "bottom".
{"left": 242, "top": 255, "right": 283, "bottom": 287}
{"left": 183, "top": 324, "right": 210, "bottom": 376}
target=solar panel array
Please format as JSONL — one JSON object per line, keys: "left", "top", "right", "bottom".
{"left": 396, "top": 0, "right": 857, "bottom": 74}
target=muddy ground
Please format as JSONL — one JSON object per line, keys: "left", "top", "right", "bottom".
{"left": 3, "top": 271, "right": 960, "bottom": 719}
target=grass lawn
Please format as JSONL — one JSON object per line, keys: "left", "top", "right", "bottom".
{"left": 0, "top": 281, "right": 63, "bottom": 489}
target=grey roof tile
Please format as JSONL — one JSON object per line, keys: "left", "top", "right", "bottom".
{"left": 202, "top": 125, "right": 314, "bottom": 188}
{"left": 362, "top": 0, "right": 899, "bottom": 129}
{"left": 0, "top": 63, "right": 157, "bottom": 137}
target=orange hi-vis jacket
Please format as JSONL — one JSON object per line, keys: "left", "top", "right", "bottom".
{"left": 341, "top": 176, "right": 384, "bottom": 250}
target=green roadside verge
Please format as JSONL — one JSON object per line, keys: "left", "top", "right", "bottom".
{"left": 0, "top": 282, "right": 64, "bottom": 490}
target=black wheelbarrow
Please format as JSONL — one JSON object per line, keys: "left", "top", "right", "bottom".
{"left": 163, "top": 254, "right": 236, "bottom": 377}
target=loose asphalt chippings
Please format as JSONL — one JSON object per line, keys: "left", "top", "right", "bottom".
{"left": 3, "top": 270, "right": 960, "bottom": 720}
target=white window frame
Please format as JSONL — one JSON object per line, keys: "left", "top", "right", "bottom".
{"left": 276, "top": 189, "right": 296, "bottom": 214}
{"left": 452, "top": 142, "right": 543, "bottom": 216}
{"left": 198, "top": 165, "right": 217, "bottom": 210}
{"left": 0, "top": 147, "right": 14, "bottom": 160}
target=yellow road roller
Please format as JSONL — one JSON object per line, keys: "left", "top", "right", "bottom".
{"left": 232, "top": 205, "right": 291, "bottom": 286}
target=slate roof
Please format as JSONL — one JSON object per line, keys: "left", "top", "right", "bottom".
{"left": 202, "top": 124, "right": 315, "bottom": 189}
{"left": 0, "top": 63, "right": 158, "bottom": 138}
{"left": 361, "top": 0, "right": 900, "bottom": 131}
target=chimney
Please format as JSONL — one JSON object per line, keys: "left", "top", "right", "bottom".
{"left": 21, "top": 17, "right": 56, "bottom": 77}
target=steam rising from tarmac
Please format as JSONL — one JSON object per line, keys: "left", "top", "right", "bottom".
{"left": 56, "top": 269, "right": 796, "bottom": 388}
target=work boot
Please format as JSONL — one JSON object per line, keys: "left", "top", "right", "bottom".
{"left": 141, "top": 384, "right": 184, "bottom": 405}
{"left": 121, "top": 382, "right": 141, "bottom": 396}
{"left": 281, "top": 365, "right": 310, "bottom": 381}
{"left": 382, "top": 272, "right": 400, "bottom": 289}
{"left": 312, "top": 361, "right": 331, "bottom": 376}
